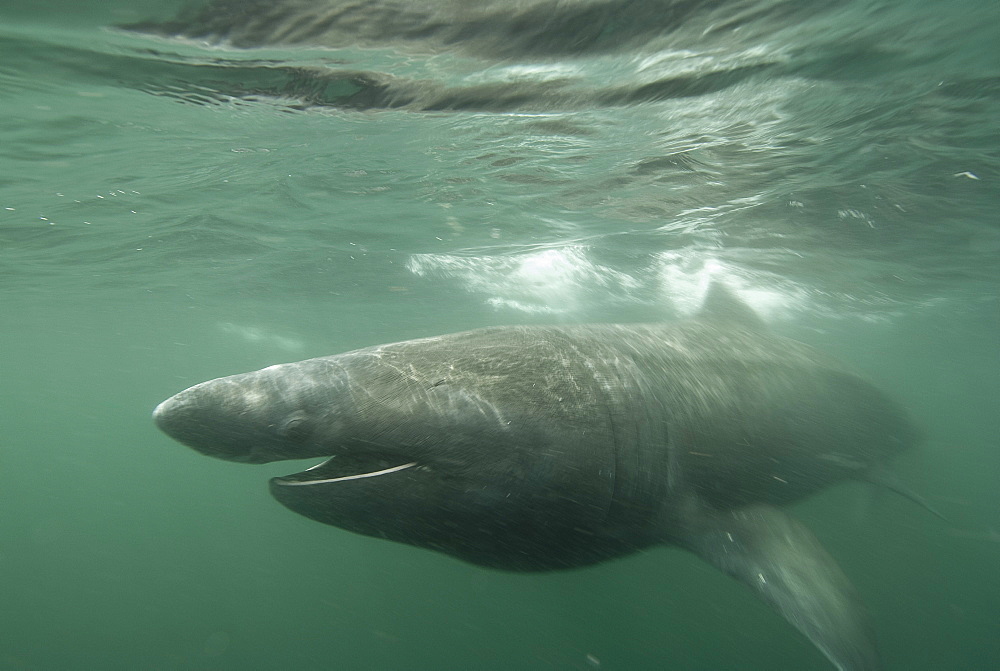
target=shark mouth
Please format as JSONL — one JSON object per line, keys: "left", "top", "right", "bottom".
{"left": 271, "top": 456, "right": 418, "bottom": 487}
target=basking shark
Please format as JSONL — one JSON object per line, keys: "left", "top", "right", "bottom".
{"left": 154, "top": 284, "right": 924, "bottom": 670}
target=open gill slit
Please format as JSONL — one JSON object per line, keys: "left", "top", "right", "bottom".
{"left": 279, "top": 461, "right": 418, "bottom": 486}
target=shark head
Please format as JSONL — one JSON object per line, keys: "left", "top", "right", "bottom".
{"left": 153, "top": 339, "right": 626, "bottom": 570}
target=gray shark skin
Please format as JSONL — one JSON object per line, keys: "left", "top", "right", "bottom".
{"left": 154, "top": 285, "right": 920, "bottom": 670}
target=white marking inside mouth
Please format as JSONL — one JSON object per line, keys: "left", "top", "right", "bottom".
{"left": 278, "top": 461, "right": 418, "bottom": 486}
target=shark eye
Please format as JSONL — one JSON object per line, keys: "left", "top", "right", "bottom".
{"left": 278, "top": 414, "right": 313, "bottom": 441}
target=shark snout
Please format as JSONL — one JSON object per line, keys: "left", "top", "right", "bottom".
{"left": 152, "top": 395, "right": 178, "bottom": 425}
{"left": 152, "top": 387, "right": 242, "bottom": 458}
{"left": 153, "top": 384, "right": 294, "bottom": 464}
{"left": 153, "top": 392, "right": 201, "bottom": 446}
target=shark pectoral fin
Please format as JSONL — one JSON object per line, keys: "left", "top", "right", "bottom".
{"left": 680, "top": 503, "right": 881, "bottom": 671}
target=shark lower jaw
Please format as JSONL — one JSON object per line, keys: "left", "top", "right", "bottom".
{"left": 270, "top": 455, "right": 419, "bottom": 487}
